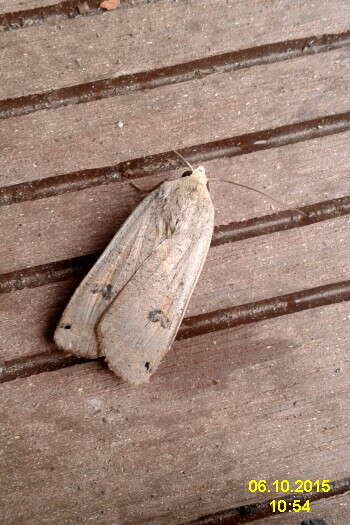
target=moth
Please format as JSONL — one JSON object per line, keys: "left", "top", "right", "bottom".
{"left": 55, "top": 161, "right": 214, "bottom": 385}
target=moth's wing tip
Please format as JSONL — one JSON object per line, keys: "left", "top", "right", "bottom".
{"left": 54, "top": 325, "right": 100, "bottom": 360}
{"left": 53, "top": 327, "right": 72, "bottom": 353}
{"left": 105, "top": 356, "right": 152, "bottom": 386}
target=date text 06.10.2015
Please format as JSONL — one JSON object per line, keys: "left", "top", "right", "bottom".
{"left": 247, "top": 479, "right": 331, "bottom": 494}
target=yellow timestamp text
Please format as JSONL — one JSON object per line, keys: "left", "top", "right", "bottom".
{"left": 247, "top": 479, "right": 331, "bottom": 494}
{"left": 270, "top": 499, "right": 311, "bottom": 513}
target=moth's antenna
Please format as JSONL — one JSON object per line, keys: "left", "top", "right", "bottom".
{"left": 212, "top": 178, "right": 308, "bottom": 217}
{"left": 173, "top": 150, "right": 194, "bottom": 172}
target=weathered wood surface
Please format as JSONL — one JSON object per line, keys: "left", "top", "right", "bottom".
{"left": 0, "top": 0, "right": 58, "bottom": 14}
{"left": 1, "top": 0, "right": 350, "bottom": 522}
{"left": 1, "top": 280, "right": 75, "bottom": 361}
{"left": 1, "top": 303, "right": 350, "bottom": 524}
{"left": 1, "top": 0, "right": 349, "bottom": 98}
{"left": 2, "top": 132, "right": 350, "bottom": 273}
{"left": 1, "top": 48, "right": 350, "bottom": 187}
{"left": 0, "top": 0, "right": 145, "bottom": 16}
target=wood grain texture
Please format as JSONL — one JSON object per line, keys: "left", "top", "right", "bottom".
{"left": 1, "top": 0, "right": 350, "bottom": 98}
{"left": 1, "top": 48, "right": 350, "bottom": 187}
{"left": 2, "top": 215, "right": 350, "bottom": 362}
{"left": 0, "top": 302, "right": 349, "bottom": 524}
{"left": 1, "top": 0, "right": 350, "bottom": 520}
{"left": 0, "top": 279, "right": 78, "bottom": 361}
{"left": 2, "top": 132, "right": 350, "bottom": 273}
{"left": 0, "top": 0, "right": 58, "bottom": 14}
{"left": 256, "top": 493, "right": 349, "bottom": 524}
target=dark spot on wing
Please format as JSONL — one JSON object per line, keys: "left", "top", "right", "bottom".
{"left": 148, "top": 309, "right": 161, "bottom": 322}
{"left": 148, "top": 309, "right": 171, "bottom": 329}
{"left": 92, "top": 284, "right": 112, "bottom": 300}
{"left": 145, "top": 362, "right": 151, "bottom": 372}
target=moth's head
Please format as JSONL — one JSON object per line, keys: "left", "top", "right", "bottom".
{"left": 182, "top": 165, "right": 207, "bottom": 185}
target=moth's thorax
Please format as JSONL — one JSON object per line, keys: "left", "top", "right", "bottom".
{"left": 190, "top": 166, "right": 207, "bottom": 185}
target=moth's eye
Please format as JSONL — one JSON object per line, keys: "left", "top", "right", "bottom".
{"left": 182, "top": 170, "right": 192, "bottom": 178}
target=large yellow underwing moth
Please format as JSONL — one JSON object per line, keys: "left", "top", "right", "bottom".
{"left": 55, "top": 164, "right": 214, "bottom": 385}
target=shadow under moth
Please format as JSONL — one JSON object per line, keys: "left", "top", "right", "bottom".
{"left": 55, "top": 163, "right": 214, "bottom": 385}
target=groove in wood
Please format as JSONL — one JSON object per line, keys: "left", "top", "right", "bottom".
{"left": 1, "top": 32, "right": 349, "bottom": 120}
{"left": 1, "top": 112, "right": 350, "bottom": 205}
{"left": 1, "top": 195, "right": 350, "bottom": 293}
{"left": 2, "top": 278, "right": 350, "bottom": 383}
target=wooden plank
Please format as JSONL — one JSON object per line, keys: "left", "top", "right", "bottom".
{"left": 1, "top": 215, "right": 350, "bottom": 361}
{"left": 2, "top": 132, "right": 350, "bottom": 273}
{"left": 1, "top": 0, "right": 349, "bottom": 99}
{"left": 1, "top": 302, "right": 349, "bottom": 524}
{"left": 0, "top": 0, "right": 58, "bottom": 14}
{"left": 188, "top": 216, "right": 350, "bottom": 315}
{"left": 1, "top": 48, "right": 350, "bottom": 187}
{"left": 255, "top": 493, "right": 350, "bottom": 525}
{"left": 2, "top": 2, "right": 349, "bottom": 523}
{"left": 0, "top": 279, "right": 77, "bottom": 361}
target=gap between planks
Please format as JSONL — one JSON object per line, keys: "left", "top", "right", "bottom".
{"left": 1, "top": 194, "right": 350, "bottom": 293}
{"left": 1, "top": 31, "right": 350, "bottom": 120}
{"left": 2, "top": 47, "right": 349, "bottom": 187}
{"left": 0, "top": 0, "right": 156, "bottom": 29}
{"left": 2, "top": 0, "right": 350, "bottom": 101}
{"left": 1, "top": 111, "right": 350, "bottom": 205}
{"left": 2, "top": 124, "right": 350, "bottom": 273}
{"left": 1, "top": 301, "right": 350, "bottom": 523}
{"left": 2, "top": 278, "right": 350, "bottom": 383}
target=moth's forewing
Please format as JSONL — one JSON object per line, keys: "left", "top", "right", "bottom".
{"left": 97, "top": 175, "right": 214, "bottom": 384}
{"left": 54, "top": 190, "right": 171, "bottom": 358}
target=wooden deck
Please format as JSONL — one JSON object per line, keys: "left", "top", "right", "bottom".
{"left": 1, "top": 0, "right": 350, "bottom": 523}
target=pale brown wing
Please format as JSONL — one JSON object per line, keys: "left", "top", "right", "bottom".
{"left": 97, "top": 182, "right": 214, "bottom": 384}
{"left": 54, "top": 186, "right": 175, "bottom": 358}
